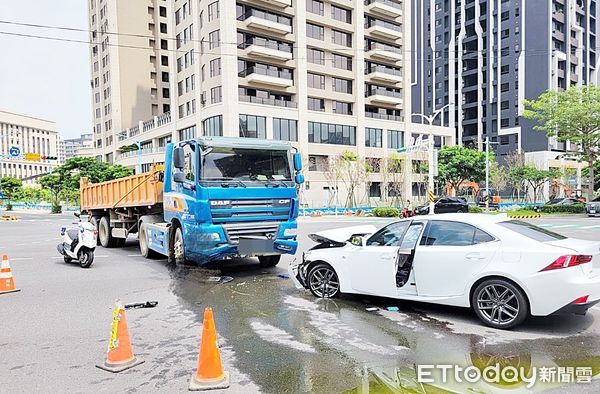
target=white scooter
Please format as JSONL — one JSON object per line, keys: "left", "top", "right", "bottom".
{"left": 57, "top": 212, "right": 97, "bottom": 268}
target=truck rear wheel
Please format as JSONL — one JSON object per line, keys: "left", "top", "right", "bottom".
{"left": 139, "top": 222, "right": 158, "bottom": 258}
{"left": 258, "top": 255, "right": 281, "bottom": 267}
{"left": 98, "top": 216, "right": 113, "bottom": 248}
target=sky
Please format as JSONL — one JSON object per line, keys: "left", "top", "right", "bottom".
{"left": 0, "top": 0, "right": 91, "bottom": 139}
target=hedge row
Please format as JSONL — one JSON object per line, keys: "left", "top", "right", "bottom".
{"left": 537, "top": 204, "right": 585, "bottom": 214}
{"left": 372, "top": 207, "right": 400, "bottom": 217}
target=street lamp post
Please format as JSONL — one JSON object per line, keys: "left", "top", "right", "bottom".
{"left": 483, "top": 137, "right": 499, "bottom": 212}
{"left": 412, "top": 103, "right": 453, "bottom": 215}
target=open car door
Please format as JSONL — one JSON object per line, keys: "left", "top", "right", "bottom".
{"left": 346, "top": 221, "right": 425, "bottom": 297}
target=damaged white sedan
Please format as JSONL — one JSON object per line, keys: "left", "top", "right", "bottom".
{"left": 290, "top": 214, "right": 600, "bottom": 329}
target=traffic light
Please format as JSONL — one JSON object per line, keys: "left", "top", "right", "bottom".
{"left": 41, "top": 156, "right": 58, "bottom": 161}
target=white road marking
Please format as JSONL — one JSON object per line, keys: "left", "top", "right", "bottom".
{"left": 550, "top": 224, "right": 576, "bottom": 228}
{"left": 581, "top": 225, "right": 600, "bottom": 229}
{"left": 250, "top": 320, "right": 316, "bottom": 353}
{"left": 10, "top": 257, "right": 33, "bottom": 261}
{"left": 127, "top": 254, "right": 143, "bottom": 257}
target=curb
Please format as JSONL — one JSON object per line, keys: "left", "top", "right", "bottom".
{"left": 0, "top": 215, "right": 19, "bottom": 221}
{"left": 508, "top": 214, "right": 542, "bottom": 219}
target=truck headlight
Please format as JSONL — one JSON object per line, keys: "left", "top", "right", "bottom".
{"left": 199, "top": 233, "right": 221, "bottom": 241}
{"left": 283, "top": 228, "right": 297, "bottom": 237}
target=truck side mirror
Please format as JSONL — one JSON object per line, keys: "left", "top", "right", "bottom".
{"left": 293, "top": 152, "right": 302, "bottom": 171}
{"left": 295, "top": 173, "right": 305, "bottom": 185}
{"left": 173, "top": 171, "right": 186, "bottom": 183}
{"left": 173, "top": 147, "right": 185, "bottom": 169}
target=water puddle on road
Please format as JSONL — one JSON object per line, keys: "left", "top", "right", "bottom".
{"left": 167, "top": 262, "right": 600, "bottom": 393}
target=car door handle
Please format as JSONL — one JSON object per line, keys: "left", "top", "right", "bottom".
{"left": 466, "top": 253, "right": 485, "bottom": 260}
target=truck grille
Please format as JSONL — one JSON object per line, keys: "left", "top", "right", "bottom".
{"left": 231, "top": 199, "right": 274, "bottom": 209}
{"left": 222, "top": 222, "right": 281, "bottom": 244}
{"left": 210, "top": 198, "right": 291, "bottom": 222}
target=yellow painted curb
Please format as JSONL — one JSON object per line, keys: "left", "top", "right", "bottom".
{"left": 508, "top": 214, "right": 542, "bottom": 219}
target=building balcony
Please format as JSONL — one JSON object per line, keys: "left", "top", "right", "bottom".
{"left": 366, "top": 90, "right": 403, "bottom": 105}
{"left": 239, "top": 94, "right": 297, "bottom": 108}
{"left": 239, "top": 12, "right": 293, "bottom": 35}
{"left": 366, "top": 69, "right": 402, "bottom": 84}
{"left": 240, "top": 43, "right": 293, "bottom": 61}
{"left": 366, "top": 23, "right": 402, "bottom": 40}
{"left": 365, "top": 0, "right": 402, "bottom": 18}
{"left": 239, "top": 67, "right": 293, "bottom": 88}
{"left": 366, "top": 47, "right": 402, "bottom": 62}
{"left": 252, "top": 0, "right": 291, "bottom": 8}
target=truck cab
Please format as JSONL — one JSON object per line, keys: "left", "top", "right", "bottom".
{"left": 144, "top": 137, "right": 303, "bottom": 266}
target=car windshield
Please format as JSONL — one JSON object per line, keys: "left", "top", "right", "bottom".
{"left": 498, "top": 220, "right": 567, "bottom": 242}
{"left": 200, "top": 147, "right": 292, "bottom": 185}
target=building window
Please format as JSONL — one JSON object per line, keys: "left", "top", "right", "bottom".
{"left": 273, "top": 118, "right": 298, "bottom": 141}
{"left": 161, "top": 56, "right": 168, "bottom": 66}
{"left": 306, "top": 0, "right": 324, "bottom": 15}
{"left": 388, "top": 130, "right": 404, "bottom": 149}
{"left": 332, "top": 101, "right": 352, "bottom": 115}
{"left": 162, "top": 88, "right": 170, "bottom": 98}
{"left": 331, "top": 5, "right": 352, "bottom": 23}
{"left": 159, "top": 6, "right": 167, "bottom": 17}
{"left": 211, "top": 86, "right": 222, "bottom": 103}
{"left": 308, "top": 155, "right": 328, "bottom": 172}
{"left": 203, "top": 115, "right": 223, "bottom": 136}
{"left": 209, "top": 30, "right": 220, "bottom": 49}
{"left": 501, "top": 118, "right": 510, "bottom": 127}
{"left": 307, "top": 48, "right": 325, "bottom": 65}
{"left": 332, "top": 53, "right": 352, "bottom": 70}
{"left": 209, "top": 58, "right": 221, "bottom": 77}
{"left": 307, "top": 23, "right": 324, "bottom": 40}
{"left": 332, "top": 77, "right": 352, "bottom": 93}
{"left": 308, "top": 97, "right": 325, "bottom": 111}
{"left": 308, "top": 121, "right": 356, "bottom": 145}
{"left": 178, "top": 125, "right": 197, "bottom": 141}
{"left": 161, "top": 71, "right": 169, "bottom": 82}
{"left": 239, "top": 114, "right": 266, "bottom": 139}
{"left": 369, "top": 182, "right": 381, "bottom": 198}
{"left": 365, "top": 128, "right": 382, "bottom": 148}
{"left": 307, "top": 73, "right": 325, "bottom": 89}
{"left": 208, "top": 1, "right": 219, "bottom": 21}
{"left": 500, "top": 135, "right": 510, "bottom": 145}
{"left": 501, "top": 83, "right": 509, "bottom": 92}
{"left": 332, "top": 30, "right": 352, "bottom": 47}
{"left": 501, "top": 100, "right": 509, "bottom": 110}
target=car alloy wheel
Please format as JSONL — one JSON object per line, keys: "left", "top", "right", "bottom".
{"left": 474, "top": 280, "right": 529, "bottom": 329}
{"left": 308, "top": 264, "right": 340, "bottom": 298}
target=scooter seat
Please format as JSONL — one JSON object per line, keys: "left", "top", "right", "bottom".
{"left": 67, "top": 229, "right": 79, "bottom": 241}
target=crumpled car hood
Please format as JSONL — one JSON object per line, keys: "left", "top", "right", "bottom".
{"left": 308, "top": 225, "right": 378, "bottom": 244}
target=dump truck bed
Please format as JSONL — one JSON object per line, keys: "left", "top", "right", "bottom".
{"left": 80, "top": 167, "right": 163, "bottom": 211}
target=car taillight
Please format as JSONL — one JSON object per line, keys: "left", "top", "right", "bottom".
{"left": 540, "top": 255, "right": 593, "bottom": 272}
{"left": 93, "top": 230, "right": 98, "bottom": 238}
{"left": 572, "top": 295, "right": 589, "bottom": 304}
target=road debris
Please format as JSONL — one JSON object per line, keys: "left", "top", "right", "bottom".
{"left": 365, "top": 307, "right": 379, "bottom": 312}
{"left": 386, "top": 306, "right": 400, "bottom": 312}
{"left": 124, "top": 301, "right": 158, "bottom": 310}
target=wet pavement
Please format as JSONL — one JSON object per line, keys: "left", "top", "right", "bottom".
{"left": 1, "top": 212, "right": 600, "bottom": 393}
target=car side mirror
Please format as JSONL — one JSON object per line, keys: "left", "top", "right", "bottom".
{"left": 295, "top": 173, "right": 305, "bottom": 185}
{"left": 173, "top": 147, "right": 185, "bottom": 169}
{"left": 74, "top": 211, "right": 81, "bottom": 218}
{"left": 293, "top": 152, "right": 302, "bottom": 171}
{"left": 173, "top": 171, "right": 186, "bottom": 183}
{"left": 349, "top": 235, "right": 364, "bottom": 246}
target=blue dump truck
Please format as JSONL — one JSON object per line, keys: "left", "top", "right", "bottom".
{"left": 80, "top": 137, "right": 304, "bottom": 266}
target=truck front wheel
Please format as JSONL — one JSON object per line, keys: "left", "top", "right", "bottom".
{"left": 258, "top": 255, "right": 281, "bottom": 267}
{"left": 173, "top": 227, "right": 187, "bottom": 265}
{"left": 139, "top": 222, "right": 158, "bottom": 258}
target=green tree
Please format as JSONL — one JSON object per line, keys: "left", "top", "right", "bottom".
{"left": 524, "top": 85, "right": 600, "bottom": 201}
{"left": 38, "top": 173, "right": 64, "bottom": 213}
{"left": 582, "top": 160, "right": 600, "bottom": 195}
{"left": 14, "top": 187, "right": 50, "bottom": 204}
{"left": 519, "top": 166, "right": 560, "bottom": 203}
{"left": 437, "top": 146, "right": 490, "bottom": 193}
{"left": 0, "top": 177, "right": 23, "bottom": 210}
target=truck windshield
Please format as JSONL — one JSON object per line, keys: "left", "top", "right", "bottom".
{"left": 200, "top": 147, "right": 292, "bottom": 185}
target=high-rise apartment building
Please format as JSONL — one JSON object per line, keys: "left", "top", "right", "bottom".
{"left": 88, "top": 0, "right": 173, "bottom": 163}
{"left": 412, "top": 0, "right": 600, "bottom": 160}
{"left": 89, "top": 0, "right": 454, "bottom": 206}
{"left": 60, "top": 133, "right": 94, "bottom": 161}
{"left": 0, "top": 110, "right": 60, "bottom": 185}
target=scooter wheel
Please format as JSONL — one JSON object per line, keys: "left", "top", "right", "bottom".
{"left": 64, "top": 256, "right": 73, "bottom": 264}
{"left": 78, "top": 249, "right": 94, "bottom": 268}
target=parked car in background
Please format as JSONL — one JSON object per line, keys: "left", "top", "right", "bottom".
{"left": 476, "top": 188, "right": 501, "bottom": 207}
{"left": 414, "top": 197, "right": 469, "bottom": 215}
{"left": 545, "top": 197, "right": 582, "bottom": 206}
{"left": 586, "top": 196, "right": 600, "bottom": 217}
{"left": 291, "top": 214, "right": 600, "bottom": 329}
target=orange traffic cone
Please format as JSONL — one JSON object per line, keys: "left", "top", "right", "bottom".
{"left": 189, "top": 308, "right": 230, "bottom": 391}
{"left": 0, "top": 255, "right": 20, "bottom": 294}
{"left": 96, "top": 300, "right": 144, "bottom": 373}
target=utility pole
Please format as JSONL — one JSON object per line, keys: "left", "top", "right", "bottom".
{"left": 412, "top": 103, "right": 453, "bottom": 215}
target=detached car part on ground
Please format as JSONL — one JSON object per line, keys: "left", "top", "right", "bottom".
{"left": 290, "top": 214, "right": 600, "bottom": 330}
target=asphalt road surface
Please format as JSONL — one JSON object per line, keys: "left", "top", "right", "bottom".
{"left": 1, "top": 211, "right": 600, "bottom": 393}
